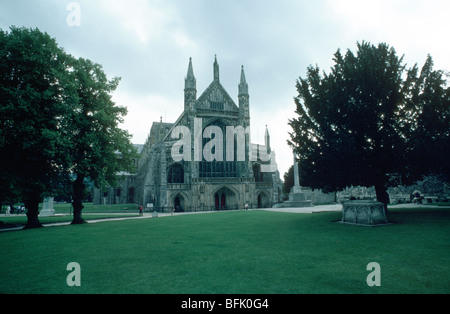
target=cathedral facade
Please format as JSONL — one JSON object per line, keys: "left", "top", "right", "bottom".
{"left": 94, "top": 57, "right": 282, "bottom": 211}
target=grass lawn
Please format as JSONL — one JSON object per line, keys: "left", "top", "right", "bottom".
{"left": 0, "top": 206, "right": 449, "bottom": 294}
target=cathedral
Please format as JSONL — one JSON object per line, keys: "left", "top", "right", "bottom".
{"left": 93, "top": 57, "right": 283, "bottom": 211}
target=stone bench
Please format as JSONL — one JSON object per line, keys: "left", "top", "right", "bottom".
{"left": 424, "top": 196, "right": 438, "bottom": 203}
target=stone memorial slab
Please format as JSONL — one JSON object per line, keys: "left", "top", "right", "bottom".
{"left": 341, "top": 200, "right": 389, "bottom": 226}
{"left": 39, "top": 197, "right": 55, "bottom": 217}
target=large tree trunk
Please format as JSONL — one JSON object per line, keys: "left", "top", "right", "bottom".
{"left": 24, "top": 193, "right": 43, "bottom": 229}
{"left": 375, "top": 183, "right": 390, "bottom": 215}
{"left": 71, "top": 174, "right": 87, "bottom": 225}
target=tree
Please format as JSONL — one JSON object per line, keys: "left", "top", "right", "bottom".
{"left": 66, "top": 57, "right": 137, "bottom": 224}
{"left": 0, "top": 27, "right": 72, "bottom": 228}
{"left": 403, "top": 56, "right": 450, "bottom": 183}
{"left": 288, "top": 41, "right": 449, "bottom": 212}
{"left": 0, "top": 27, "right": 138, "bottom": 227}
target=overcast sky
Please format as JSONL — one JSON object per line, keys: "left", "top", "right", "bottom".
{"left": 1, "top": 0, "right": 449, "bottom": 176}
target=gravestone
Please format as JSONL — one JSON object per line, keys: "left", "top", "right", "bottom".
{"left": 341, "top": 200, "right": 388, "bottom": 226}
{"left": 39, "top": 197, "right": 55, "bottom": 217}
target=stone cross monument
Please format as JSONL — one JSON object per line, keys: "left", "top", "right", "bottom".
{"left": 293, "top": 151, "right": 302, "bottom": 193}
{"left": 278, "top": 151, "right": 312, "bottom": 208}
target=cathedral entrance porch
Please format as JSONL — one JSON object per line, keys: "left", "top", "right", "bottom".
{"left": 213, "top": 186, "right": 238, "bottom": 210}
{"left": 174, "top": 196, "right": 183, "bottom": 212}
{"left": 257, "top": 191, "right": 271, "bottom": 208}
{"left": 171, "top": 193, "right": 188, "bottom": 212}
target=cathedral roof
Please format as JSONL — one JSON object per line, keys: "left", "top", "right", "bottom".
{"left": 147, "top": 120, "right": 174, "bottom": 147}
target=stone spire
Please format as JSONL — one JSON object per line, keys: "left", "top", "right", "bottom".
{"left": 213, "top": 55, "right": 220, "bottom": 82}
{"left": 264, "top": 125, "right": 271, "bottom": 152}
{"left": 184, "top": 57, "right": 197, "bottom": 111}
{"left": 238, "top": 65, "right": 248, "bottom": 96}
{"left": 238, "top": 65, "right": 250, "bottom": 126}
{"left": 185, "top": 57, "right": 196, "bottom": 90}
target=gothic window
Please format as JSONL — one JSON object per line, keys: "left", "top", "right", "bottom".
{"left": 253, "top": 164, "right": 263, "bottom": 182}
{"left": 168, "top": 163, "right": 184, "bottom": 183}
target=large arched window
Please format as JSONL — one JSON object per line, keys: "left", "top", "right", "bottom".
{"left": 168, "top": 163, "right": 184, "bottom": 183}
{"left": 199, "top": 120, "right": 237, "bottom": 178}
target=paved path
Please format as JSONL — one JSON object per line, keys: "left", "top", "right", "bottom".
{"left": 0, "top": 205, "right": 341, "bottom": 232}
{"left": 2, "top": 203, "right": 448, "bottom": 232}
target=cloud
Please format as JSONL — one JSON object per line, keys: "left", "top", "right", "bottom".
{"left": 325, "top": 0, "right": 450, "bottom": 68}
{"left": 113, "top": 89, "right": 182, "bottom": 143}
{"left": 1, "top": 0, "right": 449, "bottom": 177}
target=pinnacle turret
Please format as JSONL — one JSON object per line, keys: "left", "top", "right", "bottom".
{"left": 238, "top": 65, "right": 250, "bottom": 126}
{"left": 265, "top": 125, "right": 271, "bottom": 152}
{"left": 185, "top": 57, "right": 196, "bottom": 90}
{"left": 239, "top": 65, "right": 248, "bottom": 95}
{"left": 184, "top": 57, "right": 197, "bottom": 111}
{"left": 213, "top": 55, "right": 220, "bottom": 82}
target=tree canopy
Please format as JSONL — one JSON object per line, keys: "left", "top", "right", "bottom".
{"left": 288, "top": 41, "right": 449, "bottom": 210}
{"left": 66, "top": 57, "right": 137, "bottom": 224}
{"left": 0, "top": 27, "right": 71, "bottom": 227}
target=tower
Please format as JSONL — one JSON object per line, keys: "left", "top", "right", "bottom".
{"left": 238, "top": 65, "right": 250, "bottom": 127}
{"left": 238, "top": 65, "right": 251, "bottom": 178}
{"left": 184, "top": 57, "right": 197, "bottom": 112}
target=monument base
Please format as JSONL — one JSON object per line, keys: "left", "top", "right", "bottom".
{"left": 278, "top": 186, "right": 313, "bottom": 208}
{"left": 39, "top": 208, "right": 55, "bottom": 217}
